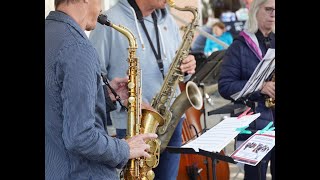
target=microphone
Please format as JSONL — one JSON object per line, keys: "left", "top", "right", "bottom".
{"left": 97, "top": 14, "right": 111, "bottom": 26}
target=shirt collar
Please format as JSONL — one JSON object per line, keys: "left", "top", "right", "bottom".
{"left": 46, "top": 11, "right": 88, "bottom": 40}
{"left": 255, "top": 29, "right": 274, "bottom": 43}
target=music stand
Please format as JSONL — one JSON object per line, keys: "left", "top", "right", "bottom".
{"left": 207, "top": 103, "right": 266, "bottom": 180}
{"left": 167, "top": 146, "right": 236, "bottom": 180}
{"left": 190, "top": 50, "right": 226, "bottom": 85}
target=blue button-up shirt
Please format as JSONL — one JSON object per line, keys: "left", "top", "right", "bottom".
{"left": 45, "top": 11, "right": 129, "bottom": 180}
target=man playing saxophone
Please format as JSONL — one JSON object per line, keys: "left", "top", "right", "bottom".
{"left": 45, "top": 0, "right": 158, "bottom": 179}
{"left": 89, "top": 0, "right": 196, "bottom": 179}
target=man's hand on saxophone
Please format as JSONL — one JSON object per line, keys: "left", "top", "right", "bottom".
{"left": 180, "top": 55, "right": 196, "bottom": 74}
{"left": 125, "top": 133, "right": 158, "bottom": 159}
{"left": 120, "top": 99, "right": 157, "bottom": 112}
{"left": 107, "top": 76, "right": 129, "bottom": 101}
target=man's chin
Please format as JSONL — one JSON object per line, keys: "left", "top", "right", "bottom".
{"left": 160, "top": 4, "right": 166, "bottom": 9}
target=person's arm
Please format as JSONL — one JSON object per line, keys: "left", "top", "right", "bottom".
{"left": 218, "top": 42, "right": 247, "bottom": 100}
{"left": 58, "top": 44, "right": 129, "bottom": 168}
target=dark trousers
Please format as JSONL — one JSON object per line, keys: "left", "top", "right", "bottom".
{"left": 116, "top": 129, "right": 126, "bottom": 139}
{"left": 154, "top": 118, "right": 184, "bottom": 180}
{"left": 244, "top": 147, "right": 275, "bottom": 180}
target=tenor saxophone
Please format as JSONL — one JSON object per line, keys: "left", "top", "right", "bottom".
{"left": 98, "top": 14, "right": 164, "bottom": 180}
{"left": 142, "top": 0, "right": 203, "bottom": 152}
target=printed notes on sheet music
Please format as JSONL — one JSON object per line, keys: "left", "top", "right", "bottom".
{"left": 181, "top": 113, "right": 260, "bottom": 152}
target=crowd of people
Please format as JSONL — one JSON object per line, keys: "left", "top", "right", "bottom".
{"left": 45, "top": 0, "right": 275, "bottom": 179}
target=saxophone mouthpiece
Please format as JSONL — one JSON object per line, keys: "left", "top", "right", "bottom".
{"left": 97, "top": 14, "right": 111, "bottom": 26}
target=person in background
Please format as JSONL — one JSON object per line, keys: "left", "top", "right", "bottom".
{"left": 218, "top": 0, "right": 275, "bottom": 180}
{"left": 244, "top": 0, "right": 254, "bottom": 9}
{"left": 204, "top": 21, "right": 233, "bottom": 56}
{"left": 191, "top": 17, "right": 219, "bottom": 53}
{"left": 236, "top": 0, "right": 249, "bottom": 21}
{"left": 89, "top": 0, "right": 196, "bottom": 179}
{"left": 219, "top": 0, "right": 236, "bottom": 23}
{"left": 45, "top": 0, "right": 157, "bottom": 179}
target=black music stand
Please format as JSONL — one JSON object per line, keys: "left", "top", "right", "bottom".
{"left": 207, "top": 102, "right": 247, "bottom": 117}
{"left": 167, "top": 146, "right": 236, "bottom": 180}
{"left": 207, "top": 103, "right": 266, "bottom": 180}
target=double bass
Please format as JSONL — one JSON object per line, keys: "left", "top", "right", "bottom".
{"left": 177, "top": 83, "right": 230, "bottom": 180}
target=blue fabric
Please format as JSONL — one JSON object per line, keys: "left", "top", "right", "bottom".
{"left": 204, "top": 32, "right": 233, "bottom": 55}
{"left": 154, "top": 118, "right": 184, "bottom": 180}
{"left": 45, "top": 11, "right": 130, "bottom": 180}
{"left": 116, "top": 129, "right": 127, "bottom": 139}
{"left": 218, "top": 32, "right": 275, "bottom": 133}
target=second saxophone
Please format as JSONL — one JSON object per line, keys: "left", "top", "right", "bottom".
{"left": 143, "top": 0, "right": 203, "bottom": 152}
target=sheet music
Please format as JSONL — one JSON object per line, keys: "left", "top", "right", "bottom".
{"left": 230, "top": 130, "right": 275, "bottom": 166}
{"left": 231, "top": 49, "right": 275, "bottom": 100}
{"left": 181, "top": 113, "right": 260, "bottom": 152}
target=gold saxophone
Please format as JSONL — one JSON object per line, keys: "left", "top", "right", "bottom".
{"left": 265, "top": 72, "right": 275, "bottom": 108}
{"left": 141, "top": 0, "right": 203, "bottom": 153}
{"left": 97, "top": 14, "right": 164, "bottom": 180}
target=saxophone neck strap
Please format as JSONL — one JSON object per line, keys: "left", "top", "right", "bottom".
{"left": 128, "top": 0, "right": 164, "bottom": 79}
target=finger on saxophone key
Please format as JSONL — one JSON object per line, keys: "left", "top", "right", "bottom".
{"left": 126, "top": 133, "right": 157, "bottom": 159}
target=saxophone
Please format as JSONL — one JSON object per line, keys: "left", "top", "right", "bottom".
{"left": 141, "top": 0, "right": 203, "bottom": 152}
{"left": 265, "top": 72, "right": 275, "bottom": 108}
{"left": 97, "top": 14, "right": 164, "bottom": 180}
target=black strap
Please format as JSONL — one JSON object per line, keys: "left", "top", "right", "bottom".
{"left": 264, "top": 37, "right": 271, "bottom": 49}
{"left": 127, "top": 0, "right": 164, "bottom": 79}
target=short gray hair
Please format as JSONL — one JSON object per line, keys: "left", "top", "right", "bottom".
{"left": 245, "top": 0, "right": 275, "bottom": 33}
{"left": 54, "top": 0, "right": 80, "bottom": 9}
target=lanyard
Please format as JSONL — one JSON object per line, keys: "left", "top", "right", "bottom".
{"left": 127, "top": 0, "right": 164, "bottom": 78}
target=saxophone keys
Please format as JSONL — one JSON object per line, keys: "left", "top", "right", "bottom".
{"left": 146, "top": 155, "right": 157, "bottom": 167}
{"left": 128, "top": 82, "right": 135, "bottom": 89}
{"left": 128, "top": 96, "right": 135, "bottom": 103}
{"left": 146, "top": 170, "right": 155, "bottom": 180}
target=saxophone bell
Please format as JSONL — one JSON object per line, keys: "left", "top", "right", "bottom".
{"left": 185, "top": 81, "right": 203, "bottom": 110}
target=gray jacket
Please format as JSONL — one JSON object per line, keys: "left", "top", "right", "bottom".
{"left": 89, "top": 0, "right": 184, "bottom": 129}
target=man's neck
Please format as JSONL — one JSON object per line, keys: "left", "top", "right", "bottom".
{"left": 135, "top": 0, "right": 155, "bottom": 17}
{"left": 57, "top": 4, "right": 87, "bottom": 30}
